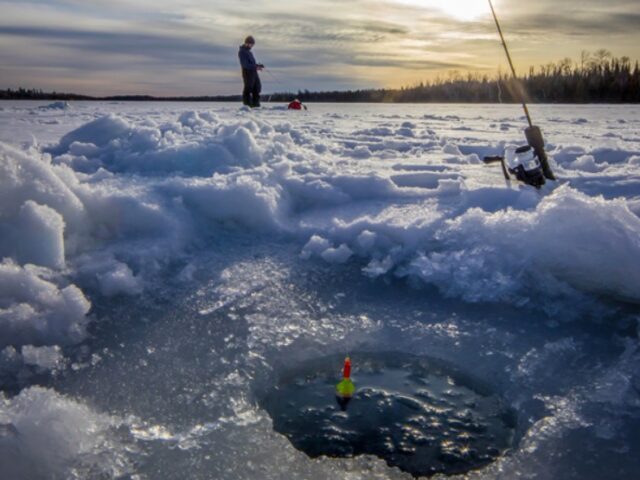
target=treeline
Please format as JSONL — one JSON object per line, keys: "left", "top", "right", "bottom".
{"left": 2, "top": 50, "right": 638, "bottom": 103}
{"left": 0, "top": 87, "right": 241, "bottom": 102}
{"left": 274, "top": 50, "right": 640, "bottom": 104}
{"left": 0, "top": 87, "right": 92, "bottom": 100}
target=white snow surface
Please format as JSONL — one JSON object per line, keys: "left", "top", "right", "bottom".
{"left": 0, "top": 101, "right": 639, "bottom": 479}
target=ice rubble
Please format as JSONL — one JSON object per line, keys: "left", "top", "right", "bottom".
{"left": 37, "top": 101, "right": 70, "bottom": 111}
{"left": 0, "top": 142, "right": 90, "bottom": 373}
{"left": 0, "top": 107, "right": 638, "bottom": 370}
{"left": 0, "top": 386, "right": 127, "bottom": 479}
{"left": 305, "top": 186, "right": 640, "bottom": 311}
{"left": 0, "top": 260, "right": 90, "bottom": 349}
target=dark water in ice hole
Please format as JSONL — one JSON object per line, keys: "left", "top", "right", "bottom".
{"left": 261, "top": 352, "right": 517, "bottom": 477}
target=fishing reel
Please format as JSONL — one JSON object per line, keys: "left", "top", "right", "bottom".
{"left": 506, "top": 145, "right": 546, "bottom": 188}
{"left": 484, "top": 126, "right": 554, "bottom": 189}
{"left": 484, "top": 145, "right": 546, "bottom": 189}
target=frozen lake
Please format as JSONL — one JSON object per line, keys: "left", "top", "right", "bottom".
{"left": 1, "top": 101, "right": 639, "bottom": 479}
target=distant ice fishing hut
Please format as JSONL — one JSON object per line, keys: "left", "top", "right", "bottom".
{"left": 260, "top": 353, "right": 516, "bottom": 477}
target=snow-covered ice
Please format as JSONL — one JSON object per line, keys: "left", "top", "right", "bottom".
{"left": 0, "top": 100, "right": 639, "bottom": 479}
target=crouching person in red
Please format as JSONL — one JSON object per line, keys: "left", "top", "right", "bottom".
{"left": 287, "top": 99, "right": 307, "bottom": 110}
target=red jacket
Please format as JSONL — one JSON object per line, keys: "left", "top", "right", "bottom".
{"left": 288, "top": 100, "right": 302, "bottom": 110}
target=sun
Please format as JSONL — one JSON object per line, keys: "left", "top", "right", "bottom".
{"left": 396, "top": 0, "right": 491, "bottom": 21}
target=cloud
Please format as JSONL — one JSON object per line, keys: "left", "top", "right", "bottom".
{"left": 508, "top": 11, "right": 640, "bottom": 37}
{"left": 0, "top": 25, "right": 233, "bottom": 68}
{"left": 350, "top": 54, "right": 467, "bottom": 71}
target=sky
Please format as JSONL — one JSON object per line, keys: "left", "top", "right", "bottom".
{"left": 1, "top": 0, "right": 639, "bottom": 96}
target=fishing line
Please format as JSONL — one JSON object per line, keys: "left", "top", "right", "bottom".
{"left": 263, "top": 68, "right": 294, "bottom": 103}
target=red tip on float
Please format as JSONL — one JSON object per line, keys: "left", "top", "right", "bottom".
{"left": 343, "top": 357, "right": 351, "bottom": 379}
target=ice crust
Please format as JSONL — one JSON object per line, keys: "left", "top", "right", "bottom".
{"left": 0, "top": 102, "right": 639, "bottom": 479}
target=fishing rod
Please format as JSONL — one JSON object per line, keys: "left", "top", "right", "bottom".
{"left": 486, "top": 0, "right": 556, "bottom": 181}
{"left": 488, "top": 0, "right": 532, "bottom": 127}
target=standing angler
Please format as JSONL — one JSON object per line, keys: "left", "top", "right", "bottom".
{"left": 238, "top": 36, "right": 264, "bottom": 108}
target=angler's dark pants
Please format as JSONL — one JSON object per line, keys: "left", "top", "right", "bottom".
{"left": 242, "top": 69, "right": 261, "bottom": 107}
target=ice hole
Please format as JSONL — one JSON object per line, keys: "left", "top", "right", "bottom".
{"left": 261, "top": 352, "right": 516, "bottom": 477}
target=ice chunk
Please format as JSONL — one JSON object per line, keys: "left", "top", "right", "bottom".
{"left": 97, "top": 262, "right": 142, "bottom": 297}
{"left": 49, "top": 114, "right": 130, "bottom": 154}
{"left": 16, "top": 201, "right": 65, "bottom": 269}
{"left": 443, "top": 143, "right": 462, "bottom": 156}
{"left": 0, "top": 142, "right": 85, "bottom": 230}
{"left": 21, "top": 345, "right": 63, "bottom": 370}
{"left": 567, "top": 155, "right": 607, "bottom": 173}
{"left": 38, "top": 101, "right": 70, "bottom": 111}
{"left": 221, "top": 125, "right": 263, "bottom": 167}
{"left": 357, "top": 230, "right": 377, "bottom": 249}
{"left": 0, "top": 260, "right": 90, "bottom": 348}
{"left": 321, "top": 244, "right": 353, "bottom": 264}
{"left": 0, "top": 387, "right": 127, "bottom": 479}
{"left": 300, "top": 235, "right": 331, "bottom": 259}
{"left": 178, "top": 110, "right": 217, "bottom": 128}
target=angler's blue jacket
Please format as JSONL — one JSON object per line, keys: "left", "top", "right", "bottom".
{"left": 238, "top": 45, "right": 258, "bottom": 71}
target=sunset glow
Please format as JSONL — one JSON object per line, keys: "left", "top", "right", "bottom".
{"left": 397, "top": 0, "right": 491, "bottom": 21}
